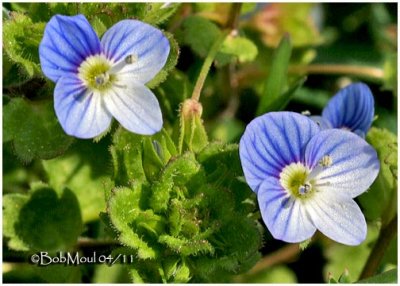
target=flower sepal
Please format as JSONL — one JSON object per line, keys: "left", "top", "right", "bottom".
{"left": 178, "top": 99, "right": 209, "bottom": 153}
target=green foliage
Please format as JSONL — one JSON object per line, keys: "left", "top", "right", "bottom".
{"left": 256, "top": 35, "right": 293, "bottom": 115}
{"left": 106, "top": 127, "right": 261, "bottom": 282}
{"left": 180, "top": 15, "right": 258, "bottom": 66}
{"left": 42, "top": 139, "right": 112, "bottom": 223}
{"left": 236, "top": 266, "right": 297, "bottom": 283}
{"left": 3, "top": 98, "right": 74, "bottom": 162}
{"left": 323, "top": 225, "right": 379, "bottom": 283}
{"left": 180, "top": 16, "right": 221, "bottom": 58}
{"left": 142, "top": 3, "right": 181, "bottom": 26}
{"left": 155, "top": 70, "right": 192, "bottom": 123}
{"left": 356, "top": 268, "right": 397, "bottom": 283}
{"left": 3, "top": 183, "right": 82, "bottom": 252}
{"left": 219, "top": 35, "right": 258, "bottom": 63}
{"left": 359, "top": 127, "right": 397, "bottom": 225}
{"left": 3, "top": 12, "right": 45, "bottom": 80}
{"left": 179, "top": 99, "right": 209, "bottom": 153}
{"left": 147, "top": 32, "right": 180, "bottom": 89}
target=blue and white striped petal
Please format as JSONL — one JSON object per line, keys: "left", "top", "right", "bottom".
{"left": 101, "top": 20, "right": 170, "bottom": 84}
{"left": 39, "top": 14, "right": 101, "bottom": 82}
{"left": 54, "top": 75, "right": 112, "bottom": 138}
{"left": 102, "top": 80, "right": 163, "bottom": 135}
{"left": 305, "top": 191, "right": 367, "bottom": 245}
{"left": 322, "top": 83, "right": 375, "bottom": 136}
{"left": 239, "top": 112, "right": 320, "bottom": 192}
{"left": 304, "top": 129, "right": 379, "bottom": 198}
{"left": 258, "top": 178, "right": 317, "bottom": 243}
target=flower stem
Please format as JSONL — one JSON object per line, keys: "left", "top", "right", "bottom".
{"left": 191, "top": 31, "right": 229, "bottom": 102}
{"left": 358, "top": 215, "right": 397, "bottom": 280}
{"left": 190, "top": 3, "right": 242, "bottom": 102}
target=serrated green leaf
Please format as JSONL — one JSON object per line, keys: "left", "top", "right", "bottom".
{"left": 147, "top": 32, "right": 180, "bottom": 89}
{"left": 173, "top": 260, "right": 191, "bottom": 283}
{"left": 3, "top": 98, "right": 74, "bottom": 162}
{"left": 142, "top": 3, "right": 181, "bottom": 25}
{"left": 3, "top": 12, "right": 45, "bottom": 78}
{"left": 110, "top": 128, "right": 147, "bottom": 186}
{"left": 359, "top": 127, "right": 397, "bottom": 224}
{"left": 42, "top": 139, "right": 112, "bottom": 223}
{"left": 107, "top": 186, "right": 158, "bottom": 259}
{"left": 256, "top": 35, "right": 292, "bottom": 115}
{"left": 356, "top": 268, "right": 397, "bottom": 283}
{"left": 158, "top": 235, "right": 214, "bottom": 256}
{"left": 4, "top": 184, "right": 82, "bottom": 252}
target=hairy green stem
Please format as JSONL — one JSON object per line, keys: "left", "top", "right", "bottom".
{"left": 190, "top": 3, "right": 242, "bottom": 102}
{"left": 190, "top": 31, "right": 229, "bottom": 102}
{"left": 359, "top": 215, "right": 397, "bottom": 280}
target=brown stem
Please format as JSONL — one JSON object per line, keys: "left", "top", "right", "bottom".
{"left": 289, "top": 64, "right": 384, "bottom": 80}
{"left": 359, "top": 215, "right": 397, "bottom": 280}
{"left": 247, "top": 243, "right": 301, "bottom": 275}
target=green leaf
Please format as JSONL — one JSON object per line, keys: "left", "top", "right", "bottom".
{"left": 180, "top": 16, "right": 221, "bottom": 58}
{"left": 147, "top": 32, "right": 180, "bottom": 89}
{"left": 92, "top": 264, "right": 129, "bottom": 283}
{"left": 150, "top": 152, "right": 200, "bottom": 212}
{"left": 256, "top": 35, "right": 292, "bottom": 115}
{"left": 266, "top": 76, "right": 307, "bottom": 112}
{"left": 356, "top": 268, "right": 397, "bottom": 283}
{"left": 4, "top": 183, "right": 82, "bottom": 252}
{"left": 158, "top": 235, "right": 214, "bottom": 256}
{"left": 3, "top": 98, "right": 74, "bottom": 162}
{"left": 3, "top": 12, "right": 45, "bottom": 78}
{"left": 142, "top": 3, "right": 181, "bottom": 26}
{"left": 359, "top": 127, "right": 397, "bottom": 224}
{"left": 383, "top": 53, "right": 397, "bottom": 95}
{"left": 219, "top": 35, "right": 258, "bottom": 63}
{"left": 107, "top": 186, "right": 158, "bottom": 259}
{"left": 155, "top": 70, "right": 192, "bottom": 123}
{"left": 110, "top": 128, "right": 147, "bottom": 186}
{"left": 35, "top": 264, "right": 82, "bottom": 283}
{"left": 42, "top": 139, "right": 112, "bottom": 223}
{"left": 3, "top": 194, "right": 30, "bottom": 251}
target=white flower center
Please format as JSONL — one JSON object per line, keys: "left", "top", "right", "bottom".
{"left": 279, "top": 155, "right": 333, "bottom": 199}
{"left": 77, "top": 54, "right": 137, "bottom": 91}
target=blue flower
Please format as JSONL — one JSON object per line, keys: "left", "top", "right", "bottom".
{"left": 311, "top": 83, "right": 375, "bottom": 137}
{"left": 239, "top": 112, "right": 379, "bottom": 245}
{"left": 39, "top": 14, "right": 170, "bottom": 138}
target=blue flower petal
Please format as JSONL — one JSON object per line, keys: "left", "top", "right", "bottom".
{"left": 309, "top": 115, "right": 332, "bottom": 130}
{"left": 305, "top": 192, "right": 367, "bottom": 245}
{"left": 101, "top": 20, "right": 170, "bottom": 84}
{"left": 304, "top": 129, "right": 379, "bottom": 198}
{"left": 239, "top": 112, "right": 320, "bottom": 192}
{"left": 54, "top": 76, "right": 112, "bottom": 138}
{"left": 103, "top": 80, "right": 163, "bottom": 135}
{"left": 39, "top": 14, "right": 101, "bottom": 82}
{"left": 257, "top": 178, "right": 316, "bottom": 243}
{"left": 322, "top": 83, "right": 374, "bottom": 135}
